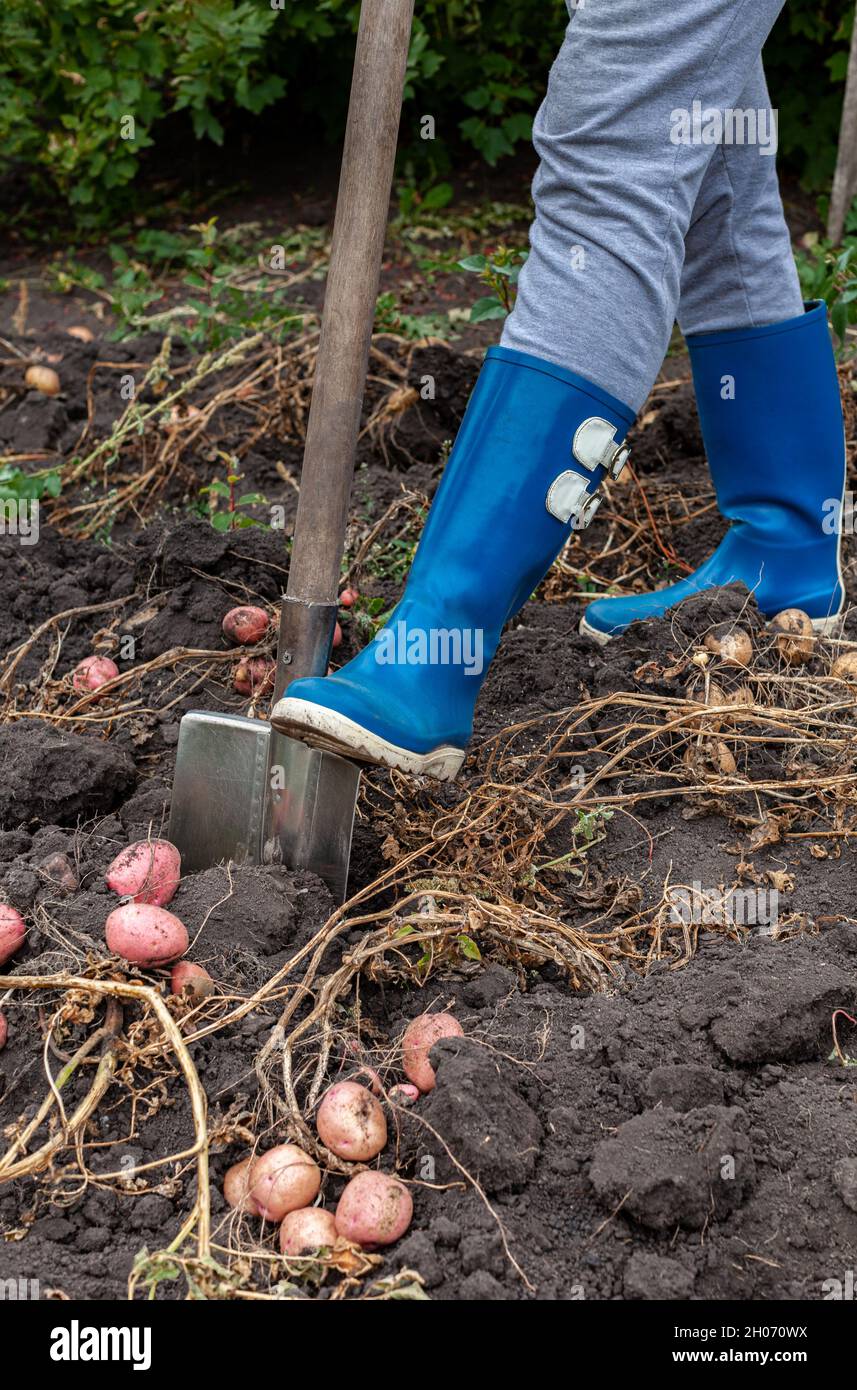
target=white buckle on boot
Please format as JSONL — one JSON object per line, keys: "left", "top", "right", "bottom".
{"left": 573, "top": 417, "right": 630, "bottom": 479}
{"left": 546, "top": 470, "right": 590, "bottom": 523}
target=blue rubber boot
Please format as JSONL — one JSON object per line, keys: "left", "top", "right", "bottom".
{"left": 272, "top": 346, "right": 634, "bottom": 778}
{"left": 580, "top": 301, "right": 845, "bottom": 644}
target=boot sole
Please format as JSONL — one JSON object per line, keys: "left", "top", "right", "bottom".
{"left": 579, "top": 610, "right": 844, "bottom": 646}
{"left": 270, "top": 698, "right": 465, "bottom": 781}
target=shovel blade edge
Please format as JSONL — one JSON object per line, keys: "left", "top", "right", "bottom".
{"left": 263, "top": 729, "right": 360, "bottom": 904}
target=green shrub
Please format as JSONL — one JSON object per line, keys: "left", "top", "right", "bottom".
{"left": 0, "top": 0, "right": 854, "bottom": 223}
{"left": 764, "top": 0, "right": 854, "bottom": 191}
{"left": 0, "top": 0, "right": 286, "bottom": 219}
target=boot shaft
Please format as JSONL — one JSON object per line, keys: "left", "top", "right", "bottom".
{"left": 408, "top": 345, "right": 635, "bottom": 629}
{"left": 687, "top": 300, "right": 845, "bottom": 542}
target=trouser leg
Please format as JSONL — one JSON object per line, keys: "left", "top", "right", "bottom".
{"left": 678, "top": 59, "right": 803, "bottom": 334}
{"left": 501, "top": 0, "right": 788, "bottom": 412}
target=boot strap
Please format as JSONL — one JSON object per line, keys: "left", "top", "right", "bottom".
{"left": 573, "top": 417, "right": 631, "bottom": 480}
{"left": 547, "top": 416, "right": 632, "bottom": 529}
{"left": 546, "top": 471, "right": 606, "bottom": 530}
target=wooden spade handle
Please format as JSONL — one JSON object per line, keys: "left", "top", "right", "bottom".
{"left": 286, "top": 0, "right": 415, "bottom": 605}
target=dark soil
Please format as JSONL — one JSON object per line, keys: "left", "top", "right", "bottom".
{"left": 1, "top": 319, "right": 856, "bottom": 1302}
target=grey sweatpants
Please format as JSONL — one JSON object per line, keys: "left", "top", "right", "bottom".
{"left": 501, "top": 0, "right": 804, "bottom": 414}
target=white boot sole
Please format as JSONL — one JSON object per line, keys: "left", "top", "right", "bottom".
{"left": 579, "top": 609, "right": 844, "bottom": 646}
{"left": 270, "top": 697, "right": 465, "bottom": 781}
{"left": 578, "top": 614, "right": 614, "bottom": 646}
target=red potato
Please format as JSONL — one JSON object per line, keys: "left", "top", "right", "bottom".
{"left": 334, "top": 1171, "right": 413, "bottom": 1248}
{"left": 279, "top": 1207, "right": 338, "bottom": 1256}
{"left": 389, "top": 1083, "right": 420, "bottom": 1106}
{"left": 332, "top": 621, "right": 343, "bottom": 649}
{"left": 170, "top": 960, "right": 215, "bottom": 1002}
{"left": 105, "top": 903, "right": 188, "bottom": 966}
{"left": 223, "top": 1158, "right": 262, "bottom": 1217}
{"left": 72, "top": 655, "right": 119, "bottom": 694}
{"left": 316, "top": 1081, "right": 387, "bottom": 1161}
{"left": 222, "top": 606, "right": 270, "bottom": 646}
{"left": 233, "top": 657, "right": 275, "bottom": 696}
{"left": 0, "top": 1012, "right": 7, "bottom": 1050}
{"left": 0, "top": 904, "right": 26, "bottom": 966}
{"left": 105, "top": 838, "right": 181, "bottom": 907}
{"left": 339, "top": 589, "right": 358, "bottom": 608}
{"left": 248, "top": 1144, "right": 321, "bottom": 1222}
{"left": 402, "top": 1011, "right": 464, "bottom": 1093}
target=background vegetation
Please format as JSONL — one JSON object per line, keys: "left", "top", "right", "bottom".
{"left": 0, "top": 0, "right": 853, "bottom": 226}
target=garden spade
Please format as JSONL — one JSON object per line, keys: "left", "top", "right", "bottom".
{"left": 168, "top": 0, "right": 415, "bottom": 901}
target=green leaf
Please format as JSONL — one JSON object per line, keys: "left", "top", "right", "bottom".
{"left": 470, "top": 295, "right": 508, "bottom": 322}
{"left": 457, "top": 254, "right": 488, "bottom": 272}
{"left": 421, "top": 181, "right": 453, "bottom": 210}
{"left": 831, "top": 299, "right": 848, "bottom": 345}
{"left": 456, "top": 934, "right": 482, "bottom": 961}
{"left": 501, "top": 112, "right": 534, "bottom": 143}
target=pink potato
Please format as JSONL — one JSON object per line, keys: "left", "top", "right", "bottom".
{"left": 339, "top": 589, "right": 358, "bottom": 608}
{"left": 0, "top": 904, "right": 26, "bottom": 966}
{"left": 105, "top": 839, "right": 181, "bottom": 907}
{"left": 316, "top": 1081, "right": 387, "bottom": 1161}
{"left": 332, "top": 621, "right": 343, "bottom": 649}
{"left": 279, "top": 1207, "right": 338, "bottom": 1256}
{"left": 222, "top": 606, "right": 270, "bottom": 646}
{"left": 105, "top": 903, "right": 188, "bottom": 966}
{"left": 335, "top": 1171, "right": 413, "bottom": 1248}
{"left": 402, "top": 1012, "right": 464, "bottom": 1093}
{"left": 72, "top": 655, "right": 119, "bottom": 694}
{"left": 0, "top": 1012, "right": 7, "bottom": 1050}
{"left": 389, "top": 1083, "right": 420, "bottom": 1106}
{"left": 170, "top": 960, "right": 215, "bottom": 1002}
{"left": 233, "top": 657, "right": 275, "bottom": 696}
{"left": 223, "top": 1158, "right": 263, "bottom": 1216}
{"left": 248, "top": 1144, "right": 321, "bottom": 1222}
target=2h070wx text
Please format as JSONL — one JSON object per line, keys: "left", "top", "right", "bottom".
{"left": 675, "top": 1326, "right": 807, "bottom": 1341}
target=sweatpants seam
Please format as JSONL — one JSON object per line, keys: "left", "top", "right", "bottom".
{"left": 719, "top": 143, "right": 756, "bottom": 327}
